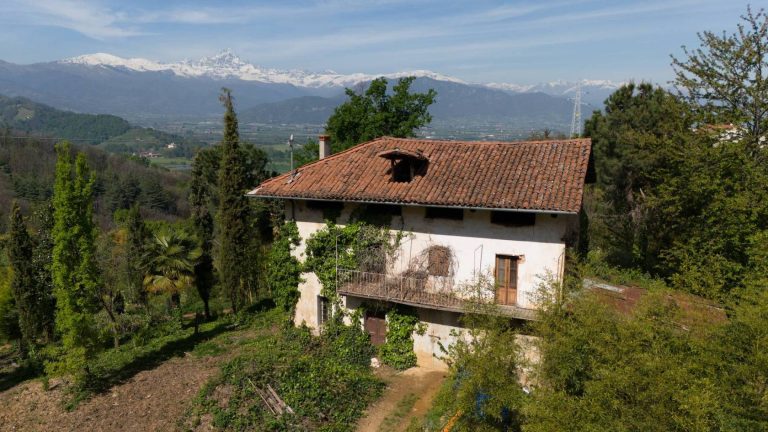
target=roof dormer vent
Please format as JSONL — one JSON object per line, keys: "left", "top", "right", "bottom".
{"left": 377, "top": 148, "right": 429, "bottom": 182}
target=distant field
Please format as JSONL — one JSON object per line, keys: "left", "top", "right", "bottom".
{"left": 150, "top": 156, "right": 193, "bottom": 171}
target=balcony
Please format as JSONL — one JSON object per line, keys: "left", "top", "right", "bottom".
{"left": 336, "top": 269, "right": 537, "bottom": 320}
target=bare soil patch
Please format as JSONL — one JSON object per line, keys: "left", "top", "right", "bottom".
{"left": 0, "top": 328, "right": 257, "bottom": 432}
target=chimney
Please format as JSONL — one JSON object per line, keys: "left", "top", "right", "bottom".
{"left": 318, "top": 134, "right": 331, "bottom": 159}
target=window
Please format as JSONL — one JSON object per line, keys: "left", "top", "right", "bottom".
{"left": 306, "top": 200, "right": 344, "bottom": 221}
{"left": 495, "top": 255, "right": 519, "bottom": 306}
{"left": 491, "top": 211, "right": 536, "bottom": 227}
{"left": 317, "top": 296, "right": 331, "bottom": 326}
{"left": 364, "top": 204, "right": 402, "bottom": 217}
{"left": 428, "top": 246, "right": 451, "bottom": 276}
{"left": 392, "top": 159, "right": 414, "bottom": 182}
{"left": 425, "top": 207, "right": 464, "bottom": 220}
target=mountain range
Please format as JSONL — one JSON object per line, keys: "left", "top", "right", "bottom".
{"left": 0, "top": 50, "right": 623, "bottom": 130}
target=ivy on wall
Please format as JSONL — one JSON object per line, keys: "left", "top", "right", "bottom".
{"left": 379, "top": 307, "right": 427, "bottom": 370}
{"left": 304, "top": 221, "right": 402, "bottom": 298}
{"left": 266, "top": 221, "right": 303, "bottom": 312}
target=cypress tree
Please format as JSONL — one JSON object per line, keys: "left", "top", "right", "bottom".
{"left": 31, "top": 202, "right": 55, "bottom": 342}
{"left": 8, "top": 202, "right": 36, "bottom": 357}
{"left": 190, "top": 167, "right": 215, "bottom": 320}
{"left": 50, "top": 142, "right": 100, "bottom": 381}
{"left": 124, "top": 204, "right": 149, "bottom": 305}
{"left": 216, "top": 89, "right": 253, "bottom": 313}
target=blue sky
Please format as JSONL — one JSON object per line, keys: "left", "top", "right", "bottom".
{"left": 0, "top": 0, "right": 753, "bottom": 84}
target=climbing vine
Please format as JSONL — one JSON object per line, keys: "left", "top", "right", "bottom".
{"left": 304, "top": 221, "right": 402, "bottom": 298}
{"left": 379, "top": 307, "right": 427, "bottom": 370}
{"left": 266, "top": 221, "right": 303, "bottom": 312}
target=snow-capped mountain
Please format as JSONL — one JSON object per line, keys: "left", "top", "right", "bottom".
{"left": 61, "top": 49, "right": 622, "bottom": 100}
{"left": 62, "top": 49, "right": 467, "bottom": 88}
{"left": 486, "top": 79, "right": 624, "bottom": 106}
{"left": 0, "top": 49, "right": 615, "bottom": 124}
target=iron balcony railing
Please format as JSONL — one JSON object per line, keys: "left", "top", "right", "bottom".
{"left": 336, "top": 269, "right": 538, "bottom": 320}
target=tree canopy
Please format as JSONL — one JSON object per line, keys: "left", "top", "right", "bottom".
{"left": 325, "top": 76, "right": 437, "bottom": 151}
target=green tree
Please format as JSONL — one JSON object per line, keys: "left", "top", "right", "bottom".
{"left": 0, "top": 266, "right": 20, "bottom": 345}
{"left": 49, "top": 142, "right": 101, "bottom": 382}
{"left": 584, "top": 83, "right": 693, "bottom": 271}
{"left": 143, "top": 229, "right": 201, "bottom": 309}
{"left": 216, "top": 88, "right": 254, "bottom": 313}
{"left": 189, "top": 167, "right": 215, "bottom": 319}
{"left": 8, "top": 202, "right": 37, "bottom": 357}
{"left": 326, "top": 76, "right": 437, "bottom": 151}
{"left": 526, "top": 291, "right": 722, "bottom": 432}
{"left": 123, "top": 205, "right": 149, "bottom": 305}
{"left": 31, "top": 203, "right": 55, "bottom": 342}
{"left": 672, "top": 6, "right": 768, "bottom": 150}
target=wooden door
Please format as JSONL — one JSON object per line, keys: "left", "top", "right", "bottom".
{"left": 365, "top": 312, "right": 387, "bottom": 346}
{"left": 495, "top": 255, "right": 518, "bottom": 306}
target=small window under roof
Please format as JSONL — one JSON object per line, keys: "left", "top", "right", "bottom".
{"left": 377, "top": 148, "right": 428, "bottom": 183}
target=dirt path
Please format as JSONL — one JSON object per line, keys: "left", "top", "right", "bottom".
{"left": 356, "top": 365, "right": 447, "bottom": 432}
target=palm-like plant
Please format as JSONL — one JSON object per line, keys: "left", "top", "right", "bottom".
{"left": 143, "top": 230, "right": 202, "bottom": 308}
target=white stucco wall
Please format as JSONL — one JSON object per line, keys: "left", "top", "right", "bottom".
{"left": 285, "top": 199, "right": 576, "bottom": 364}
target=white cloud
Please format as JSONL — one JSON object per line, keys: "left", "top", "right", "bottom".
{"left": 1, "top": 0, "right": 143, "bottom": 39}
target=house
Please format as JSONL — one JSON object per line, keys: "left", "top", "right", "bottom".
{"left": 248, "top": 135, "right": 593, "bottom": 367}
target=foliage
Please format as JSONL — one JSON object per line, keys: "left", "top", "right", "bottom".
{"left": 671, "top": 6, "right": 768, "bottom": 150}
{"left": 584, "top": 82, "right": 693, "bottom": 272}
{"left": 0, "top": 94, "right": 131, "bottom": 144}
{"left": 216, "top": 88, "right": 256, "bottom": 313}
{"left": 0, "top": 264, "right": 20, "bottom": 344}
{"left": 525, "top": 290, "right": 723, "bottom": 432}
{"left": 0, "top": 133, "right": 190, "bottom": 227}
{"left": 143, "top": 229, "right": 201, "bottom": 308}
{"left": 189, "top": 161, "right": 215, "bottom": 319}
{"left": 304, "top": 221, "right": 399, "bottom": 298}
{"left": 379, "top": 308, "right": 426, "bottom": 370}
{"left": 425, "top": 307, "right": 525, "bottom": 431}
{"left": 49, "top": 142, "right": 101, "bottom": 382}
{"left": 266, "top": 221, "right": 303, "bottom": 312}
{"left": 710, "top": 288, "right": 768, "bottom": 428}
{"left": 7, "top": 203, "right": 39, "bottom": 356}
{"left": 326, "top": 76, "right": 437, "bottom": 151}
{"left": 121, "top": 205, "right": 149, "bottom": 304}
{"left": 293, "top": 138, "right": 319, "bottom": 167}
{"left": 30, "top": 203, "right": 55, "bottom": 340}
{"left": 585, "top": 77, "right": 768, "bottom": 300}
{"left": 321, "top": 308, "right": 377, "bottom": 368}
{"left": 190, "top": 309, "right": 383, "bottom": 432}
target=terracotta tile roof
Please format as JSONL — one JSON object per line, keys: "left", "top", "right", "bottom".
{"left": 248, "top": 136, "right": 592, "bottom": 213}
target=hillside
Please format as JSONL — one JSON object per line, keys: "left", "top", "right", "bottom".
{"left": 0, "top": 94, "right": 203, "bottom": 157}
{"left": 0, "top": 131, "right": 189, "bottom": 227}
{"left": 240, "top": 78, "right": 586, "bottom": 131}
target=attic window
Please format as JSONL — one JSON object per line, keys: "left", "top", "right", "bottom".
{"left": 425, "top": 207, "right": 464, "bottom": 220}
{"left": 377, "top": 148, "right": 428, "bottom": 183}
{"left": 491, "top": 211, "right": 536, "bottom": 227}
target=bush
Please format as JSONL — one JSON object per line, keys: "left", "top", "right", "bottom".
{"left": 191, "top": 312, "right": 383, "bottom": 431}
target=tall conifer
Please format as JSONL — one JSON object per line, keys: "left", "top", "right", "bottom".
{"left": 216, "top": 89, "right": 252, "bottom": 313}
{"left": 50, "top": 142, "right": 100, "bottom": 381}
{"left": 8, "top": 202, "right": 36, "bottom": 357}
{"left": 190, "top": 168, "right": 215, "bottom": 319}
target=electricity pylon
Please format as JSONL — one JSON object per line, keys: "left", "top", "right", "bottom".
{"left": 570, "top": 82, "right": 582, "bottom": 138}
